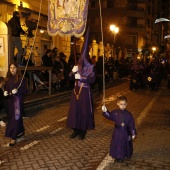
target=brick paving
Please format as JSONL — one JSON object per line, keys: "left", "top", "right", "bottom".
{"left": 0, "top": 79, "right": 170, "bottom": 170}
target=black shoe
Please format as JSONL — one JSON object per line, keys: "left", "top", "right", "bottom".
{"left": 23, "top": 115, "right": 30, "bottom": 119}
{"left": 70, "top": 132, "right": 78, "bottom": 139}
{"left": 78, "top": 130, "right": 86, "bottom": 140}
{"left": 78, "top": 135, "right": 85, "bottom": 140}
{"left": 9, "top": 140, "right": 16, "bottom": 146}
{"left": 115, "top": 158, "right": 123, "bottom": 162}
{"left": 17, "top": 132, "right": 25, "bottom": 138}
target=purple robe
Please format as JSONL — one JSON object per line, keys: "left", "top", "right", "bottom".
{"left": 4, "top": 76, "right": 28, "bottom": 140}
{"left": 66, "top": 71, "right": 96, "bottom": 131}
{"left": 103, "top": 109, "right": 137, "bottom": 159}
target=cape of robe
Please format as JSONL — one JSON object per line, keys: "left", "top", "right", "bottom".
{"left": 67, "top": 70, "right": 96, "bottom": 131}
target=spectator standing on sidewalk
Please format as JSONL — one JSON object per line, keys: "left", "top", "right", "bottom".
{"left": 8, "top": 11, "right": 25, "bottom": 65}
{"left": 102, "top": 95, "right": 137, "bottom": 162}
{"left": 0, "top": 77, "right": 7, "bottom": 127}
{"left": 4, "top": 62, "right": 28, "bottom": 146}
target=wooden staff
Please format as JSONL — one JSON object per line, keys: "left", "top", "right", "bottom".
{"left": 73, "top": 36, "right": 79, "bottom": 96}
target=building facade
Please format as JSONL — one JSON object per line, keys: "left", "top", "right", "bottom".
{"left": 0, "top": 0, "right": 170, "bottom": 62}
{"left": 87, "top": 0, "right": 170, "bottom": 58}
{"left": 0, "top": 0, "right": 71, "bottom": 62}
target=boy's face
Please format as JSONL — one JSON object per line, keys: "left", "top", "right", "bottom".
{"left": 117, "top": 100, "right": 127, "bottom": 110}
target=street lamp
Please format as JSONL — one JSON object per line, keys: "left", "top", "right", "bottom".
{"left": 155, "top": 18, "right": 170, "bottom": 43}
{"left": 155, "top": 18, "right": 170, "bottom": 23}
{"left": 152, "top": 46, "right": 157, "bottom": 59}
{"left": 110, "top": 24, "right": 119, "bottom": 43}
{"left": 152, "top": 47, "right": 156, "bottom": 52}
{"left": 164, "top": 35, "right": 170, "bottom": 39}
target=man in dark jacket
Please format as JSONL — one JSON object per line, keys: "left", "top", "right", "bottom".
{"left": 8, "top": 11, "right": 25, "bottom": 65}
{"left": 42, "top": 49, "right": 53, "bottom": 81}
{"left": 42, "top": 49, "right": 53, "bottom": 67}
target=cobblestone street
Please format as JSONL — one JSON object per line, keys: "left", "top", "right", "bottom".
{"left": 0, "top": 79, "right": 170, "bottom": 170}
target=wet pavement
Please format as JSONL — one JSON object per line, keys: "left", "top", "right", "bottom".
{"left": 0, "top": 78, "right": 170, "bottom": 170}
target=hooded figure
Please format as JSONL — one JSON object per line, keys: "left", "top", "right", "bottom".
{"left": 66, "top": 27, "right": 96, "bottom": 140}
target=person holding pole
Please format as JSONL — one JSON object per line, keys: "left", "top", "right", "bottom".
{"left": 66, "top": 28, "right": 96, "bottom": 140}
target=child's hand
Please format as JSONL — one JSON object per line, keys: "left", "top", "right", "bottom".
{"left": 4, "top": 91, "right": 8, "bottom": 96}
{"left": 132, "top": 135, "right": 135, "bottom": 139}
{"left": 102, "top": 105, "right": 107, "bottom": 112}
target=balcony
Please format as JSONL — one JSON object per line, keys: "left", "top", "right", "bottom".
{"left": 88, "top": 8, "right": 145, "bottom": 19}
{"left": 136, "top": 0, "right": 147, "bottom": 3}
{"left": 125, "top": 9, "right": 146, "bottom": 18}
{"left": 128, "top": 6, "right": 145, "bottom": 11}
{"left": 123, "top": 43, "right": 138, "bottom": 52}
{"left": 123, "top": 24, "right": 145, "bottom": 34}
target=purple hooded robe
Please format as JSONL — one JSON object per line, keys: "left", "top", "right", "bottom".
{"left": 66, "top": 27, "right": 96, "bottom": 131}
{"left": 4, "top": 76, "right": 28, "bottom": 140}
{"left": 103, "top": 109, "right": 137, "bottom": 159}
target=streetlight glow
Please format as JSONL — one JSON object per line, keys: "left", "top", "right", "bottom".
{"left": 110, "top": 25, "right": 115, "bottom": 31}
{"left": 110, "top": 24, "right": 119, "bottom": 33}
{"left": 110, "top": 24, "right": 119, "bottom": 43}
{"left": 152, "top": 47, "right": 156, "bottom": 52}
{"left": 114, "top": 27, "right": 119, "bottom": 33}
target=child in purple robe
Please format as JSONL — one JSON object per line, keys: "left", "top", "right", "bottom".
{"left": 102, "top": 95, "right": 137, "bottom": 162}
{"left": 4, "top": 62, "right": 28, "bottom": 146}
{"left": 0, "top": 77, "right": 6, "bottom": 127}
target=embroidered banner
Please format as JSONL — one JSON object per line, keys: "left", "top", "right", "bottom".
{"left": 47, "top": 0, "right": 89, "bottom": 38}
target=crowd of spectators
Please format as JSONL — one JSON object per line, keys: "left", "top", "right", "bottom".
{"left": 24, "top": 48, "right": 78, "bottom": 92}
{"left": 22, "top": 47, "right": 170, "bottom": 94}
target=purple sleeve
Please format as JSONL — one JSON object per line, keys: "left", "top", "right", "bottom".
{"left": 103, "top": 110, "right": 115, "bottom": 121}
{"left": 4, "top": 83, "right": 9, "bottom": 92}
{"left": 80, "top": 72, "right": 96, "bottom": 84}
{"left": 128, "top": 114, "right": 137, "bottom": 136}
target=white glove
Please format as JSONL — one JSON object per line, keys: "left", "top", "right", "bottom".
{"left": 12, "top": 89, "right": 18, "bottom": 94}
{"left": 75, "top": 73, "right": 81, "bottom": 79}
{"left": 72, "top": 66, "right": 78, "bottom": 73}
{"left": 4, "top": 91, "right": 8, "bottom": 96}
{"left": 102, "top": 105, "right": 107, "bottom": 112}
{"left": 132, "top": 135, "right": 135, "bottom": 139}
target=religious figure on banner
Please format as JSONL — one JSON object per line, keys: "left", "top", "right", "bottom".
{"left": 49, "top": 0, "right": 56, "bottom": 20}
{"left": 64, "top": 0, "right": 79, "bottom": 17}
{"left": 58, "top": 0, "right": 64, "bottom": 6}
{"left": 48, "top": 0, "right": 89, "bottom": 37}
